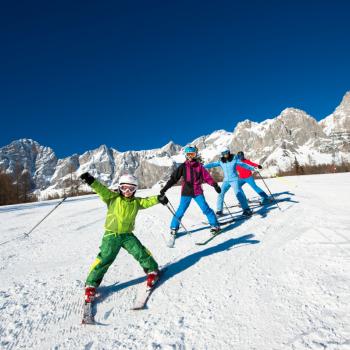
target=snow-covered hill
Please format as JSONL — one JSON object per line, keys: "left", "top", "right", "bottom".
{"left": 0, "top": 173, "right": 349, "bottom": 349}
{"left": 1, "top": 92, "right": 350, "bottom": 196}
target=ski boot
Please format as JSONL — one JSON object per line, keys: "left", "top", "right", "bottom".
{"left": 260, "top": 197, "right": 271, "bottom": 205}
{"left": 242, "top": 208, "right": 253, "bottom": 217}
{"left": 210, "top": 226, "right": 221, "bottom": 235}
{"left": 216, "top": 210, "right": 224, "bottom": 217}
{"left": 167, "top": 229, "right": 177, "bottom": 248}
{"left": 146, "top": 270, "right": 159, "bottom": 289}
{"left": 84, "top": 285, "right": 96, "bottom": 303}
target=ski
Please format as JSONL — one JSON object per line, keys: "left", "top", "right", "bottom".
{"left": 82, "top": 301, "right": 95, "bottom": 325}
{"left": 131, "top": 268, "right": 167, "bottom": 310}
{"left": 197, "top": 214, "right": 254, "bottom": 245}
{"left": 196, "top": 229, "right": 223, "bottom": 246}
{"left": 202, "top": 213, "right": 251, "bottom": 227}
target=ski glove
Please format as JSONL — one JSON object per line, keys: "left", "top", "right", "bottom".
{"left": 258, "top": 165, "right": 262, "bottom": 169}
{"left": 80, "top": 172, "right": 95, "bottom": 185}
{"left": 214, "top": 183, "right": 221, "bottom": 193}
{"left": 157, "top": 194, "right": 169, "bottom": 205}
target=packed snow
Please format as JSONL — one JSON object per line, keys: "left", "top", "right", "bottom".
{"left": 0, "top": 173, "right": 349, "bottom": 349}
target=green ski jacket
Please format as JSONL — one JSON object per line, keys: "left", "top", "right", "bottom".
{"left": 91, "top": 180, "right": 159, "bottom": 234}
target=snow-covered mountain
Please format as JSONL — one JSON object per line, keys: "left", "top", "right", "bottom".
{"left": 0, "top": 92, "right": 349, "bottom": 196}
{"left": 320, "top": 92, "right": 350, "bottom": 135}
{"left": 194, "top": 93, "right": 350, "bottom": 175}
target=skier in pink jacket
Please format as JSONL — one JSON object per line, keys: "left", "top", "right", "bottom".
{"left": 160, "top": 146, "right": 221, "bottom": 246}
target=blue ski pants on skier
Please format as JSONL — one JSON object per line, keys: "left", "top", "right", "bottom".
{"left": 217, "top": 180, "right": 249, "bottom": 212}
{"left": 239, "top": 176, "right": 268, "bottom": 199}
{"left": 170, "top": 195, "right": 219, "bottom": 230}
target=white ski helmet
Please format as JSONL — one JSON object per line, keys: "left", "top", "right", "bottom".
{"left": 118, "top": 174, "right": 138, "bottom": 187}
{"left": 221, "top": 147, "right": 230, "bottom": 155}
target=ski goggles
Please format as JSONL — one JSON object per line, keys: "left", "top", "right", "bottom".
{"left": 119, "top": 184, "right": 137, "bottom": 193}
{"left": 185, "top": 152, "right": 197, "bottom": 158}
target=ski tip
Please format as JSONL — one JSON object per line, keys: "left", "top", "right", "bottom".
{"left": 81, "top": 319, "right": 95, "bottom": 325}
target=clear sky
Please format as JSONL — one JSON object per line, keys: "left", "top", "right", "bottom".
{"left": 1, "top": 0, "right": 349, "bottom": 158}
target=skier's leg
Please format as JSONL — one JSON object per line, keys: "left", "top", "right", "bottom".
{"left": 231, "top": 179, "right": 249, "bottom": 210}
{"left": 245, "top": 176, "right": 268, "bottom": 199}
{"left": 194, "top": 194, "right": 219, "bottom": 227}
{"left": 216, "top": 181, "right": 230, "bottom": 212}
{"left": 122, "top": 233, "right": 158, "bottom": 273}
{"left": 170, "top": 196, "right": 192, "bottom": 230}
{"left": 85, "top": 233, "right": 122, "bottom": 287}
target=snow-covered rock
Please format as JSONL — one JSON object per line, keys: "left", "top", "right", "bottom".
{"left": 1, "top": 92, "right": 350, "bottom": 195}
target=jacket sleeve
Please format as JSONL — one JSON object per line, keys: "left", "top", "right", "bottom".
{"left": 161, "top": 164, "right": 184, "bottom": 192}
{"left": 236, "top": 160, "right": 255, "bottom": 171}
{"left": 201, "top": 165, "right": 216, "bottom": 186}
{"left": 91, "top": 180, "right": 119, "bottom": 205}
{"left": 137, "top": 196, "right": 159, "bottom": 209}
{"left": 204, "top": 161, "right": 220, "bottom": 169}
{"left": 244, "top": 159, "right": 259, "bottom": 167}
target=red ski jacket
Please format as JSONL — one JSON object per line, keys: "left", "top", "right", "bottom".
{"left": 236, "top": 159, "right": 259, "bottom": 179}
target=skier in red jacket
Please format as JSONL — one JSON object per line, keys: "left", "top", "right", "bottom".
{"left": 236, "top": 151, "right": 270, "bottom": 205}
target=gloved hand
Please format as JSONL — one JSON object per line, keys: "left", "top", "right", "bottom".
{"left": 80, "top": 172, "right": 95, "bottom": 185}
{"left": 214, "top": 183, "right": 221, "bottom": 193}
{"left": 157, "top": 194, "right": 169, "bottom": 205}
{"left": 258, "top": 165, "right": 262, "bottom": 169}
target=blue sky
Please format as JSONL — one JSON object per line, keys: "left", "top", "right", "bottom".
{"left": 1, "top": 0, "right": 349, "bottom": 158}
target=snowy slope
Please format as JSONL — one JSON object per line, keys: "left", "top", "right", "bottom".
{"left": 0, "top": 174, "right": 350, "bottom": 349}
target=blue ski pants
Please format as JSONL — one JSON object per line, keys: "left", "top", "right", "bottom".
{"left": 217, "top": 180, "right": 249, "bottom": 212}
{"left": 239, "top": 176, "right": 268, "bottom": 199}
{"left": 170, "top": 195, "right": 219, "bottom": 230}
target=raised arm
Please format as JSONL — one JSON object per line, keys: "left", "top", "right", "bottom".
{"left": 204, "top": 161, "right": 221, "bottom": 169}
{"left": 236, "top": 160, "right": 256, "bottom": 171}
{"left": 244, "top": 159, "right": 259, "bottom": 168}
{"left": 137, "top": 196, "right": 160, "bottom": 209}
{"left": 80, "top": 172, "right": 118, "bottom": 205}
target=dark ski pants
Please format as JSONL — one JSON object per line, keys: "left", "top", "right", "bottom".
{"left": 85, "top": 232, "right": 158, "bottom": 287}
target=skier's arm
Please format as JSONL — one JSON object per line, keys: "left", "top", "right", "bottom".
{"left": 160, "top": 164, "right": 184, "bottom": 194}
{"left": 204, "top": 162, "right": 220, "bottom": 169}
{"left": 137, "top": 196, "right": 160, "bottom": 209}
{"left": 236, "top": 160, "right": 255, "bottom": 171}
{"left": 244, "top": 159, "right": 259, "bottom": 168}
{"left": 201, "top": 166, "right": 216, "bottom": 186}
{"left": 90, "top": 180, "right": 119, "bottom": 204}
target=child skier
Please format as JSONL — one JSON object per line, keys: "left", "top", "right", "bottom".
{"left": 204, "top": 147, "right": 256, "bottom": 217}
{"left": 236, "top": 151, "right": 270, "bottom": 205}
{"left": 80, "top": 172, "right": 168, "bottom": 304}
{"left": 159, "top": 146, "right": 221, "bottom": 247}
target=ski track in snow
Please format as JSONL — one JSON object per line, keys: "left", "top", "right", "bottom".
{"left": 0, "top": 174, "right": 349, "bottom": 349}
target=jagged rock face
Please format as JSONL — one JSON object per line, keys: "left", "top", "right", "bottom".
{"left": 0, "top": 139, "right": 58, "bottom": 190}
{"left": 45, "top": 141, "right": 182, "bottom": 193}
{"left": 193, "top": 93, "right": 350, "bottom": 174}
{"left": 1, "top": 92, "right": 350, "bottom": 196}
{"left": 320, "top": 92, "right": 350, "bottom": 134}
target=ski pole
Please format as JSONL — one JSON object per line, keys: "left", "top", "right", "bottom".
{"left": 0, "top": 196, "right": 68, "bottom": 246}
{"left": 24, "top": 196, "right": 68, "bottom": 237}
{"left": 166, "top": 201, "right": 191, "bottom": 237}
{"left": 256, "top": 171, "right": 281, "bottom": 211}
